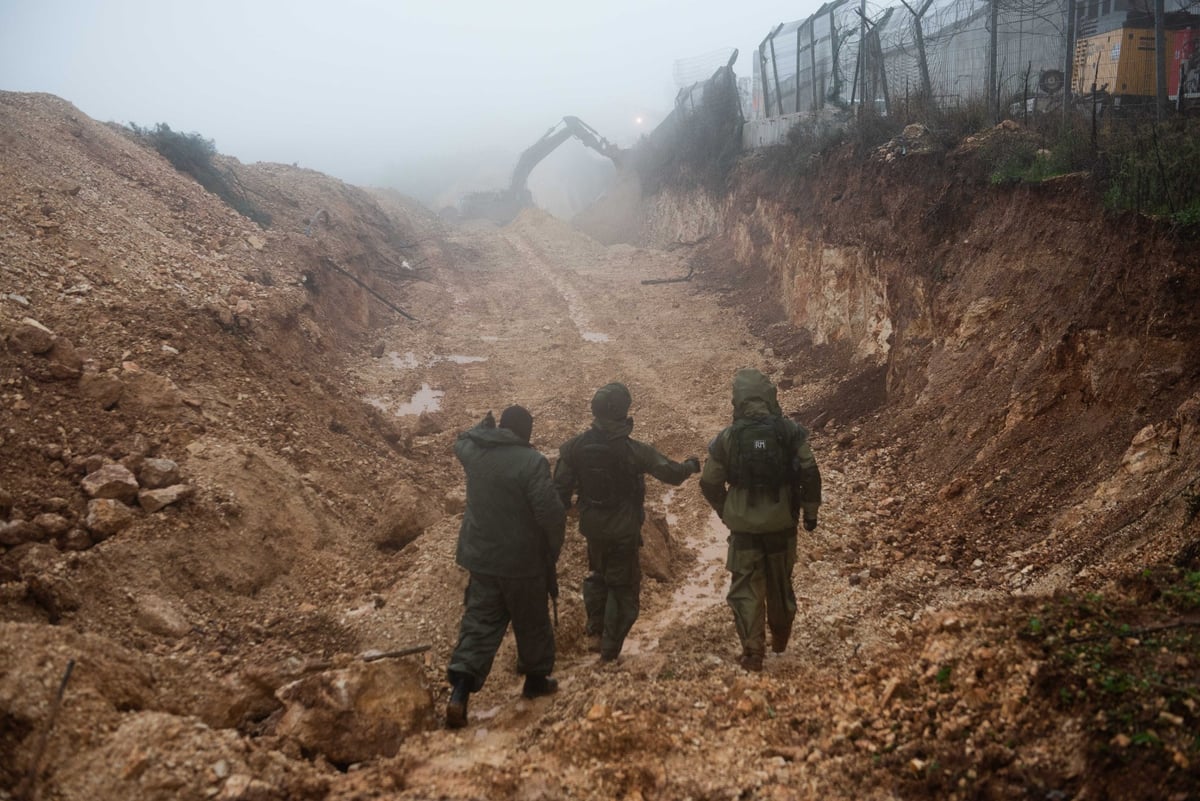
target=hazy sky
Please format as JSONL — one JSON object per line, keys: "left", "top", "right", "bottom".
{"left": 1, "top": 0, "right": 822, "bottom": 193}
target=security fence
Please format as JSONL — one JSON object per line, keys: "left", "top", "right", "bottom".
{"left": 739, "top": 0, "right": 1198, "bottom": 145}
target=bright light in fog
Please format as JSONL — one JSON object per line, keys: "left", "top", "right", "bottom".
{"left": 635, "top": 116, "right": 644, "bottom": 125}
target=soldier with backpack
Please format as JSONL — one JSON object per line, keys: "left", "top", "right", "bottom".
{"left": 555, "top": 382, "right": 701, "bottom": 663}
{"left": 699, "top": 368, "right": 822, "bottom": 672}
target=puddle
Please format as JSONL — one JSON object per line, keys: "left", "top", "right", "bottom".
{"left": 367, "top": 384, "right": 444, "bottom": 416}
{"left": 386, "top": 350, "right": 487, "bottom": 367}
{"left": 387, "top": 351, "right": 420, "bottom": 369}
{"left": 627, "top": 508, "right": 730, "bottom": 654}
{"left": 396, "top": 384, "right": 444, "bottom": 415}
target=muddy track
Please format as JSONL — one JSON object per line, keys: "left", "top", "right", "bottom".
{"left": 337, "top": 212, "right": 941, "bottom": 796}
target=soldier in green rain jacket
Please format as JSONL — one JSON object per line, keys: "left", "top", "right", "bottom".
{"left": 554, "top": 383, "right": 700, "bottom": 662}
{"left": 445, "top": 405, "right": 566, "bottom": 729}
{"left": 699, "top": 369, "right": 822, "bottom": 672}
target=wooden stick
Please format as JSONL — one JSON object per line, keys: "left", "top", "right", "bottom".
{"left": 17, "top": 658, "right": 75, "bottom": 801}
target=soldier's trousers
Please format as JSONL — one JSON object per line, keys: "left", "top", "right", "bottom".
{"left": 582, "top": 532, "right": 641, "bottom": 660}
{"left": 726, "top": 529, "right": 797, "bottom": 659}
{"left": 448, "top": 572, "right": 555, "bottom": 692}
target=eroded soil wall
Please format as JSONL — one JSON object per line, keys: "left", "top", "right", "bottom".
{"left": 639, "top": 143, "right": 1200, "bottom": 589}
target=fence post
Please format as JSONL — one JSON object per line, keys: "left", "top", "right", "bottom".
{"left": 988, "top": 0, "right": 999, "bottom": 122}
{"left": 1063, "top": 0, "right": 1076, "bottom": 126}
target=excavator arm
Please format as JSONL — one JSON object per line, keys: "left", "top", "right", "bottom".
{"left": 460, "top": 116, "right": 624, "bottom": 225}
{"left": 508, "top": 116, "right": 622, "bottom": 197}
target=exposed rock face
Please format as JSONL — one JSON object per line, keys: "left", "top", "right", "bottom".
{"left": 274, "top": 659, "right": 436, "bottom": 764}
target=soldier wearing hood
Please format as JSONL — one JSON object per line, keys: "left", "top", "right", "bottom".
{"left": 445, "top": 405, "right": 566, "bottom": 729}
{"left": 554, "top": 382, "right": 700, "bottom": 662}
{"left": 699, "top": 368, "right": 822, "bottom": 672}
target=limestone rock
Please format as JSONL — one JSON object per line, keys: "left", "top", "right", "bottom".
{"left": 640, "top": 514, "right": 674, "bottom": 582}
{"left": 8, "top": 317, "right": 56, "bottom": 354}
{"left": 33, "top": 513, "right": 71, "bottom": 537}
{"left": 139, "top": 458, "right": 181, "bottom": 489}
{"left": 59, "top": 528, "right": 93, "bottom": 551}
{"left": 78, "top": 369, "right": 123, "bottom": 410}
{"left": 134, "top": 593, "right": 192, "bottom": 638}
{"left": 138, "top": 484, "right": 194, "bottom": 513}
{"left": 81, "top": 463, "right": 140, "bottom": 503}
{"left": 46, "top": 336, "right": 83, "bottom": 379}
{"left": 274, "top": 659, "right": 435, "bottom": 764}
{"left": 0, "top": 518, "right": 41, "bottom": 546}
{"left": 85, "top": 498, "right": 135, "bottom": 538}
{"left": 121, "top": 363, "right": 184, "bottom": 412}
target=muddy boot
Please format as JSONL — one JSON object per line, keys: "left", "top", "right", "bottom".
{"left": 445, "top": 678, "right": 471, "bottom": 729}
{"left": 770, "top": 625, "right": 791, "bottom": 654}
{"left": 522, "top": 674, "right": 559, "bottom": 699}
{"left": 585, "top": 633, "right": 602, "bottom": 653}
{"left": 738, "top": 651, "right": 764, "bottom": 672}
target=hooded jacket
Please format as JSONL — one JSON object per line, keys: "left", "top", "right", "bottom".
{"left": 555, "top": 414, "right": 696, "bottom": 542}
{"left": 454, "top": 417, "right": 566, "bottom": 578}
{"left": 700, "top": 368, "right": 822, "bottom": 533}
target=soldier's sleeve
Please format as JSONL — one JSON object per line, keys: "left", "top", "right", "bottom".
{"left": 698, "top": 431, "right": 729, "bottom": 515}
{"left": 790, "top": 424, "right": 822, "bottom": 520}
{"left": 632, "top": 439, "right": 695, "bottom": 486}
{"left": 529, "top": 456, "right": 567, "bottom": 562}
{"left": 552, "top": 439, "right": 577, "bottom": 509}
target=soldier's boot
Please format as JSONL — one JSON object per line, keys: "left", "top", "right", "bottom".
{"left": 770, "top": 625, "right": 791, "bottom": 654}
{"left": 445, "top": 678, "right": 471, "bottom": 729}
{"left": 522, "top": 674, "right": 559, "bottom": 699}
{"left": 585, "top": 634, "right": 602, "bottom": 653}
{"left": 738, "top": 650, "right": 764, "bottom": 672}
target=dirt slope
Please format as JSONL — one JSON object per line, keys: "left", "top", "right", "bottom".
{"left": 2, "top": 92, "right": 1198, "bottom": 801}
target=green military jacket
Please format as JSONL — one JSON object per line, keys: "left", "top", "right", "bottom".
{"left": 454, "top": 418, "right": 566, "bottom": 578}
{"left": 555, "top": 416, "right": 695, "bottom": 541}
{"left": 700, "top": 369, "right": 822, "bottom": 533}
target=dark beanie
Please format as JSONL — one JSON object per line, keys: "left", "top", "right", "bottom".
{"left": 590, "top": 382, "right": 632, "bottom": 421}
{"left": 499, "top": 404, "right": 533, "bottom": 443}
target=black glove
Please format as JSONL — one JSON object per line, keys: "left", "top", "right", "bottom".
{"left": 683, "top": 456, "right": 701, "bottom": 474}
{"left": 803, "top": 517, "right": 818, "bottom": 531}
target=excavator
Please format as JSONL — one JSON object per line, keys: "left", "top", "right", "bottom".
{"left": 459, "top": 116, "right": 624, "bottom": 224}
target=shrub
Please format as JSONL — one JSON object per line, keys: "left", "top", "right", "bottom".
{"left": 131, "top": 123, "right": 271, "bottom": 228}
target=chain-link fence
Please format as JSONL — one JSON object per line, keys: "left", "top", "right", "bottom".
{"left": 743, "top": 0, "right": 1198, "bottom": 134}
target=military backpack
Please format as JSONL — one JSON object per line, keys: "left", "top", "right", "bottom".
{"left": 574, "top": 428, "right": 640, "bottom": 508}
{"left": 726, "top": 415, "right": 792, "bottom": 505}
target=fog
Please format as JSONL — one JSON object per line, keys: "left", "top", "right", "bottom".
{"left": 1, "top": 0, "right": 821, "bottom": 210}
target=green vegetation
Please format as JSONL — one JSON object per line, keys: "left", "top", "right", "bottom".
{"left": 130, "top": 123, "right": 271, "bottom": 227}
{"left": 971, "top": 113, "right": 1200, "bottom": 229}
{"left": 1021, "top": 570, "right": 1200, "bottom": 790}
